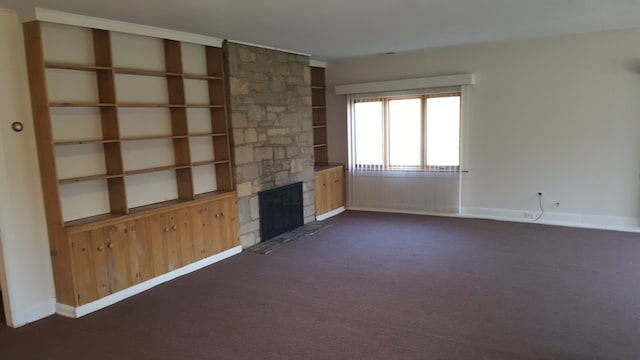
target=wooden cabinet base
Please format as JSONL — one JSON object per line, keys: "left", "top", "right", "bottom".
{"left": 58, "top": 191, "right": 239, "bottom": 311}
{"left": 315, "top": 165, "right": 345, "bottom": 219}
{"left": 55, "top": 245, "right": 241, "bottom": 318}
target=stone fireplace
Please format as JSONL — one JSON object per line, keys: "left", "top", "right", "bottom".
{"left": 225, "top": 42, "right": 315, "bottom": 248}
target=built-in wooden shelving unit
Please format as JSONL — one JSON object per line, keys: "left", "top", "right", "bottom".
{"left": 27, "top": 22, "right": 234, "bottom": 223}
{"left": 22, "top": 19, "right": 239, "bottom": 312}
{"left": 311, "top": 66, "right": 328, "bottom": 165}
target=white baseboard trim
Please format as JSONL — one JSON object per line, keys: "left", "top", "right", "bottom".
{"left": 346, "top": 205, "right": 640, "bottom": 234}
{"left": 316, "top": 206, "right": 346, "bottom": 221}
{"left": 461, "top": 207, "right": 640, "bottom": 233}
{"left": 346, "top": 206, "right": 459, "bottom": 218}
{"left": 56, "top": 245, "right": 242, "bottom": 318}
{"left": 55, "top": 303, "right": 76, "bottom": 318}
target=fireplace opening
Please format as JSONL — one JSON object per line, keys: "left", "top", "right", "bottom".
{"left": 258, "top": 182, "right": 303, "bottom": 242}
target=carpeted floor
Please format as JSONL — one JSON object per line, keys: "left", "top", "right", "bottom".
{"left": 0, "top": 291, "right": 5, "bottom": 327}
{"left": 1, "top": 210, "right": 640, "bottom": 359}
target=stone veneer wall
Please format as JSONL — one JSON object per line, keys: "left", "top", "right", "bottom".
{"left": 225, "top": 42, "right": 315, "bottom": 248}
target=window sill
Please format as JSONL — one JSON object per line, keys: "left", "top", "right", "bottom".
{"left": 348, "top": 169, "right": 468, "bottom": 178}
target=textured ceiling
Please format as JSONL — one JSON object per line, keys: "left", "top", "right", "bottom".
{"left": 2, "top": 0, "right": 640, "bottom": 60}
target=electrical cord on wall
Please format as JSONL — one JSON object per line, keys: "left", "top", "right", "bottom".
{"left": 534, "top": 192, "right": 544, "bottom": 221}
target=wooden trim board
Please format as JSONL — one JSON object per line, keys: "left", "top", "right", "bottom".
{"left": 24, "top": 8, "right": 223, "bottom": 47}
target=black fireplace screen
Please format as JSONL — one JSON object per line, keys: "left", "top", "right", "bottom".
{"left": 258, "top": 182, "right": 303, "bottom": 242}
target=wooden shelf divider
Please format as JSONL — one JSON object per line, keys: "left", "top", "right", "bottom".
{"left": 191, "top": 160, "right": 215, "bottom": 167}
{"left": 183, "top": 73, "right": 223, "bottom": 80}
{"left": 189, "top": 132, "right": 227, "bottom": 138}
{"left": 54, "top": 138, "right": 119, "bottom": 146}
{"left": 45, "top": 62, "right": 112, "bottom": 71}
{"left": 120, "top": 135, "right": 188, "bottom": 142}
{"left": 118, "top": 103, "right": 185, "bottom": 108}
{"left": 114, "top": 66, "right": 182, "bottom": 77}
{"left": 186, "top": 104, "right": 225, "bottom": 108}
{"left": 49, "top": 102, "right": 116, "bottom": 107}
{"left": 59, "top": 173, "right": 123, "bottom": 185}
{"left": 125, "top": 164, "right": 190, "bottom": 176}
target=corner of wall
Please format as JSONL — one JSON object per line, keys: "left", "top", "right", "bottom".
{"left": 0, "top": 9, "right": 56, "bottom": 327}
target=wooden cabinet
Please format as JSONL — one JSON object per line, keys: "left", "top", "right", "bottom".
{"left": 315, "top": 165, "right": 344, "bottom": 217}
{"left": 22, "top": 20, "right": 240, "bottom": 310}
{"left": 311, "top": 66, "right": 328, "bottom": 165}
{"left": 69, "top": 222, "right": 136, "bottom": 304}
{"left": 213, "top": 195, "right": 240, "bottom": 252}
{"left": 69, "top": 229, "right": 107, "bottom": 305}
{"left": 67, "top": 193, "right": 239, "bottom": 306}
{"left": 328, "top": 168, "right": 344, "bottom": 210}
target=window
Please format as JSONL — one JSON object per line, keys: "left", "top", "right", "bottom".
{"left": 350, "top": 93, "right": 461, "bottom": 172}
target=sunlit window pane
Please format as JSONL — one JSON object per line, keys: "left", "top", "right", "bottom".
{"left": 389, "top": 98, "right": 421, "bottom": 167}
{"left": 426, "top": 96, "right": 460, "bottom": 166}
{"left": 354, "top": 101, "right": 383, "bottom": 166}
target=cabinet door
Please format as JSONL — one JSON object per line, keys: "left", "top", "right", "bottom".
{"left": 329, "top": 167, "right": 344, "bottom": 210}
{"left": 315, "top": 171, "right": 329, "bottom": 215}
{"left": 69, "top": 229, "right": 109, "bottom": 305}
{"left": 162, "top": 211, "right": 182, "bottom": 272}
{"left": 204, "top": 197, "right": 240, "bottom": 255}
{"left": 104, "top": 224, "right": 134, "bottom": 293}
{"left": 147, "top": 213, "right": 169, "bottom": 277}
{"left": 208, "top": 200, "right": 224, "bottom": 255}
{"left": 175, "top": 207, "right": 195, "bottom": 266}
{"left": 218, "top": 196, "right": 239, "bottom": 251}
{"left": 190, "top": 204, "right": 211, "bottom": 260}
{"left": 128, "top": 218, "right": 155, "bottom": 283}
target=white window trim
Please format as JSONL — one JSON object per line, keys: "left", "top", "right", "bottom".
{"left": 347, "top": 88, "right": 465, "bottom": 174}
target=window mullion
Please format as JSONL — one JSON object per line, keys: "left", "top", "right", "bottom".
{"left": 421, "top": 95, "right": 426, "bottom": 170}
{"left": 383, "top": 98, "right": 389, "bottom": 170}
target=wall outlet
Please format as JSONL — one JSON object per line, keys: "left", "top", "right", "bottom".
{"left": 524, "top": 212, "right": 534, "bottom": 219}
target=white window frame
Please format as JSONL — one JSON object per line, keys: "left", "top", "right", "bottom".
{"left": 348, "top": 89, "right": 463, "bottom": 173}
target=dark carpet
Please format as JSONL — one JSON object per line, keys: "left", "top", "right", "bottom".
{"left": 1, "top": 210, "right": 640, "bottom": 359}
{"left": 0, "top": 291, "right": 5, "bottom": 327}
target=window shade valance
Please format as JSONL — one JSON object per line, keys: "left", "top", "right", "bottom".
{"left": 335, "top": 73, "right": 474, "bottom": 95}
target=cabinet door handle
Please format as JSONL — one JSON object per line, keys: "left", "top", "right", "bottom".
{"left": 97, "top": 245, "right": 104, "bottom": 251}
{"left": 172, "top": 225, "right": 177, "bottom": 231}
{"left": 219, "top": 212, "right": 225, "bottom": 217}
{"left": 164, "top": 227, "right": 170, "bottom": 232}
{"left": 107, "top": 242, "right": 113, "bottom": 249}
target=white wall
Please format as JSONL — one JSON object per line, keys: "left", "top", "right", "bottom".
{"left": 326, "top": 29, "right": 640, "bottom": 228}
{"left": 347, "top": 172, "right": 460, "bottom": 214}
{"left": 0, "top": 9, "right": 56, "bottom": 327}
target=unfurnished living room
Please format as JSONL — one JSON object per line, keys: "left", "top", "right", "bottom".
{"left": 1, "top": 1, "right": 640, "bottom": 359}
